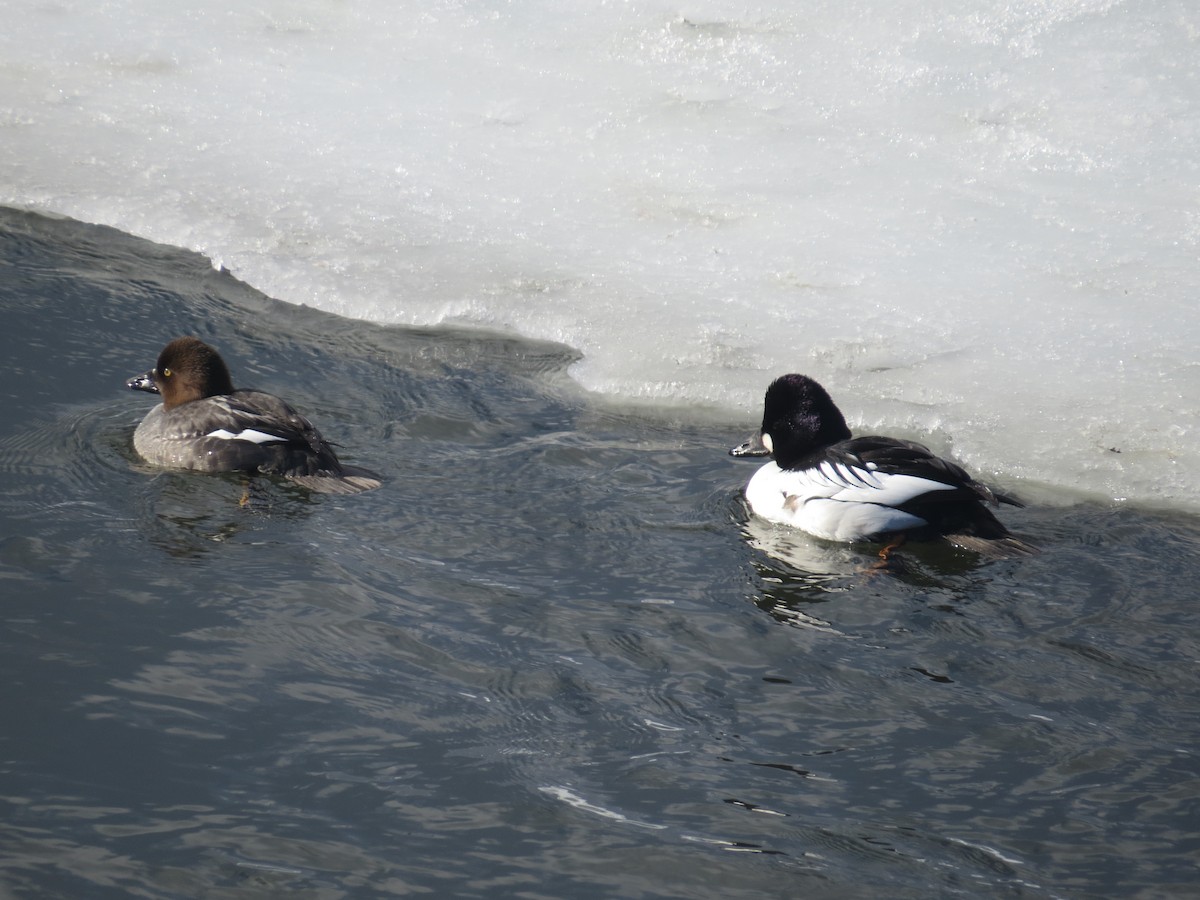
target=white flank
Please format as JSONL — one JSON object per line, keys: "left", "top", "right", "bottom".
{"left": 746, "top": 462, "right": 959, "bottom": 541}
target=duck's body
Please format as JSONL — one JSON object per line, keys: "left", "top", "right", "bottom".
{"left": 128, "top": 337, "right": 381, "bottom": 494}
{"left": 733, "top": 375, "right": 1035, "bottom": 558}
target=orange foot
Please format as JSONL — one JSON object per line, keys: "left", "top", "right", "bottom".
{"left": 868, "top": 533, "right": 908, "bottom": 572}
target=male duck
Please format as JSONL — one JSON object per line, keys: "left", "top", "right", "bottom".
{"left": 127, "top": 336, "right": 381, "bottom": 494}
{"left": 731, "top": 374, "right": 1036, "bottom": 559}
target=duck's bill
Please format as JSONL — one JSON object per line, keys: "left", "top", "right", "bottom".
{"left": 126, "top": 370, "right": 159, "bottom": 394}
{"left": 729, "top": 430, "right": 771, "bottom": 458}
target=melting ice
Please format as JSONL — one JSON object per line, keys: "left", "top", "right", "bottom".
{"left": 2, "top": 0, "right": 1197, "bottom": 508}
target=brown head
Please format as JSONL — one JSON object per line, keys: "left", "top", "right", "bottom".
{"left": 126, "top": 337, "right": 236, "bottom": 410}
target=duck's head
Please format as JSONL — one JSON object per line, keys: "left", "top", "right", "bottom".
{"left": 730, "top": 374, "right": 852, "bottom": 467}
{"left": 127, "top": 336, "right": 236, "bottom": 410}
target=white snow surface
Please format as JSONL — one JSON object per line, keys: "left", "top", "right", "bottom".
{"left": 3, "top": 0, "right": 1198, "bottom": 507}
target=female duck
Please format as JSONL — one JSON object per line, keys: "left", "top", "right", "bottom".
{"left": 732, "top": 374, "right": 1035, "bottom": 558}
{"left": 127, "top": 336, "right": 381, "bottom": 494}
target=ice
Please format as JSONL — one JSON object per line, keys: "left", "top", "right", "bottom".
{"left": 2, "top": 0, "right": 1197, "bottom": 508}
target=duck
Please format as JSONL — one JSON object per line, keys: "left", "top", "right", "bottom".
{"left": 127, "top": 336, "right": 381, "bottom": 494}
{"left": 731, "top": 374, "right": 1036, "bottom": 559}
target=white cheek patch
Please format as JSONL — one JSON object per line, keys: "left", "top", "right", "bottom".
{"left": 762, "top": 433, "right": 774, "bottom": 454}
{"left": 207, "top": 428, "right": 287, "bottom": 444}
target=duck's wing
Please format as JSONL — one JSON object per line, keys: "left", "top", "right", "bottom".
{"left": 203, "top": 391, "right": 351, "bottom": 479}
{"left": 827, "top": 436, "right": 1031, "bottom": 544}
{"left": 783, "top": 455, "right": 955, "bottom": 508}
{"left": 212, "top": 392, "right": 334, "bottom": 454}
{"left": 832, "top": 436, "right": 1023, "bottom": 507}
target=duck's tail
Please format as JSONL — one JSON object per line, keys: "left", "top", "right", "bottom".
{"left": 289, "top": 464, "right": 383, "bottom": 495}
{"left": 944, "top": 532, "right": 1039, "bottom": 559}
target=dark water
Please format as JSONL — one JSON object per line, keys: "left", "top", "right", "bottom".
{"left": 1, "top": 207, "right": 1198, "bottom": 899}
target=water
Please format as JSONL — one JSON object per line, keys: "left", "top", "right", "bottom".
{"left": 4, "top": 1, "right": 1200, "bottom": 892}
{"left": 2, "top": 208, "right": 1199, "bottom": 898}
{"left": 3, "top": 0, "right": 1198, "bottom": 509}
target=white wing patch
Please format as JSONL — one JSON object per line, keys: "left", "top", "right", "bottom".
{"left": 813, "top": 459, "right": 883, "bottom": 490}
{"left": 207, "top": 427, "right": 287, "bottom": 444}
{"left": 801, "top": 467, "right": 957, "bottom": 506}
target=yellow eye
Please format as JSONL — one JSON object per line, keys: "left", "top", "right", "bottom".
{"left": 162, "top": 368, "right": 172, "bottom": 377}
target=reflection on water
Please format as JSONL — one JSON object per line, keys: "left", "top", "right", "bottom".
{"left": 2, "top": 207, "right": 1199, "bottom": 899}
